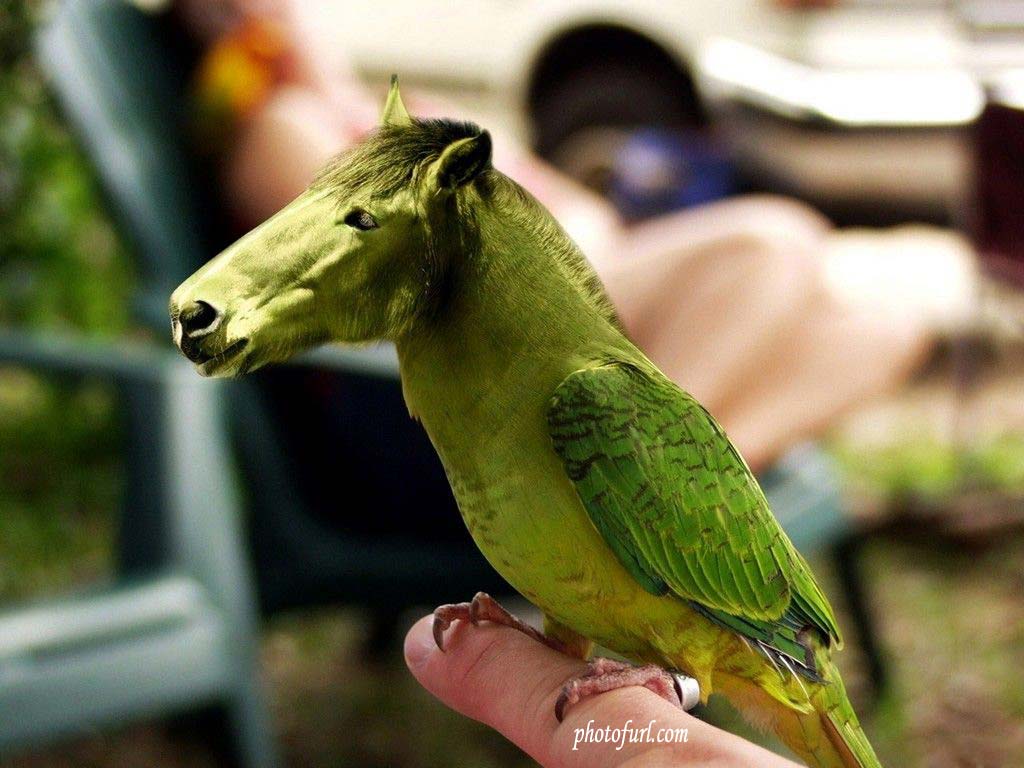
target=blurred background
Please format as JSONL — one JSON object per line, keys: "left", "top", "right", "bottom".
{"left": 1, "top": 0, "right": 1023, "bottom": 766}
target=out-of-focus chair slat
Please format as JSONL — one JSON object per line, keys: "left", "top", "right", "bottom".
{"left": 0, "top": 579, "right": 229, "bottom": 746}
{"left": 0, "top": 330, "right": 278, "bottom": 767}
{"left": 0, "top": 328, "right": 169, "bottom": 381}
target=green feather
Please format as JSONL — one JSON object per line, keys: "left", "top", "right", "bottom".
{"left": 548, "top": 361, "right": 842, "bottom": 675}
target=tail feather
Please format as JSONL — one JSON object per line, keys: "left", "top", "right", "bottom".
{"left": 814, "top": 657, "right": 882, "bottom": 768}
{"left": 719, "top": 654, "right": 882, "bottom": 768}
{"left": 821, "top": 710, "right": 875, "bottom": 768}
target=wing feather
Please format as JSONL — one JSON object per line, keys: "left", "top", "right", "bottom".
{"left": 547, "top": 361, "right": 842, "bottom": 672}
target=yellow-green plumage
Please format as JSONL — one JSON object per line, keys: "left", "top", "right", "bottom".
{"left": 394, "top": 144, "right": 881, "bottom": 768}
{"left": 170, "top": 78, "right": 882, "bottom": 767}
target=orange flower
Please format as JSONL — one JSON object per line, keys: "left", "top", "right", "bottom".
{"left": 194, "top": 17, "right": 290, "bottom": 126}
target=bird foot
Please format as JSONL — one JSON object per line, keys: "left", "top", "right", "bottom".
{"left": 431, "top": 592, "right": 565, "bottom": 653}
{"left": 555, "top": 657, "right": 701, "bottom": 722}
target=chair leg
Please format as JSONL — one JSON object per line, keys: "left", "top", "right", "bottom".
{"left": 224, "top": 677, "right": 281, "bottom": 768}
{"left": 832, "top": 533, "right": 888, "bottom": 708}
{"left": 364, "top": 609, "right": 403, "bottom": 660}
{"left": 166, "top": 705, "right": 239, "bottom": 766}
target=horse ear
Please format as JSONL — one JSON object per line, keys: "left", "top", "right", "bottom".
{"left": 431, "top": 131, "right": 492, "bottom": 191}
{"left": 381, "top": 74, "right": 412, "bottom": 127}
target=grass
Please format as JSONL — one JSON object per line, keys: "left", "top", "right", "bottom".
{"left": 0, "top": 371, "right": 121, "bottom": 603}
{"left": 0, "top": 0, "right": 131, "bottom": 605}
{"left": 6, "top": 538, "right": 1022, "bottom": 768}
{"left": 854, "top": 540, "right": 1024, "bottom": 767}
{"left": 831, "top": 431, "right": 1024, "bottom": 503}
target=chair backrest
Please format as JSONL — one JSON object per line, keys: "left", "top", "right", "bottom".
{"left": 35, "top": 0, "right": 217, "bottom": 326}
{"left": 34, "top": 0, "right": 508, "bottom": 616}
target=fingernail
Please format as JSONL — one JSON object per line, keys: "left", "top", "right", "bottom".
{"left": 404, "top": 618, "right": 437, "bottom": 671}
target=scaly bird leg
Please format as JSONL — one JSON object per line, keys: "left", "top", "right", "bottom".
{"left": 555, "top": 658, "right": 701, "bottom": 722}
{"left": 431, "top": 592, "right": 567, "bottom": 654}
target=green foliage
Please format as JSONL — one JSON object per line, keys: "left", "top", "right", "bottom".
{"left": 0, "top": 301, "right": 124, "bottom": 602}
{"left": 830, "top": 431, "right": 1024, "bottom": 501}
{"left": 830, "top": 435, "right": 961, "bottom": 500}
{"left": 970, "top": 432, "right": 1024, "bottom": 490}
{"left": 0, "top": 0, "right": 134, "bottom": 333}
{"left": 0, "top": 370, "right": 121, "bottom": 601}
{"left": 0, "top": 0, "right": 35, "bottom": 68}
{"left": 0, "top": 0, "right": 131, "bottom": 601}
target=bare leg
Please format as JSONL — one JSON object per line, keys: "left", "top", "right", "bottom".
{"left": 720, "top": 286, "right": 931, "bottom": 464}
{"left": 432, "top": 592, "right": 567, "bottom": 654}
{"left": 598, "top": 227, "right": 819, "bottom": 451}
{"left": 555, "top": 657, "right": 701, "bottom": 722}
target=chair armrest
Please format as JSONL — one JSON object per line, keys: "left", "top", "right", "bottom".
{"left": 0, "top": 327, "right": 402, "bottom": 386}
{"left": 0, "top": 576, "right": 209, "bottom": 660}
{"left": 761, "top": 443, "right": 849, "bottom": 552}
{"left": 0, "top": 328, "right": 176, "bottom": 384}
{"left": 291, "top": 344, "right": 400, "bottom": 379}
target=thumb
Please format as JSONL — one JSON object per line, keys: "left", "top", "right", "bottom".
{"left": 403, "top": 614, "right": 773, "bottom": 768}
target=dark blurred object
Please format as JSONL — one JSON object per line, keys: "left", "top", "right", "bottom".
{"left": 608, "top": 128, "right": 734, "bottom": 220}
{"left": 972, "top": 93, "right": 1024, "bottom": 288}
{"left": 530, "top": 27, "right": 704, "bottom": 169}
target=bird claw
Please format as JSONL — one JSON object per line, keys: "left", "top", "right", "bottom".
{"left": 430, "top": 601, "right": 701, "bottom": 721}
{"left": 430, "top": 592, "right": 561, "bottom": 653}
{"left": 431, "top": 608, "right": 457, "bottom": 651}
{"left": 554, "top": 657, "right": 700, "bottom": 722}
{"left": 431, "top": 600, "right": 475, "bottom": 651}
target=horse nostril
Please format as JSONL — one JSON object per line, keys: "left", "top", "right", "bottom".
{"left": 179, "top": 300, "right": 221, "bottom": 337}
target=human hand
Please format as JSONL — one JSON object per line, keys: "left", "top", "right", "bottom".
{"left": 404, "top": 615, "right": 801, "bottom": 767}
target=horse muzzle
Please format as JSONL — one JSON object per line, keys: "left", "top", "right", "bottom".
{"left": 170, "top": 299, "right": 249, "bottom": 374}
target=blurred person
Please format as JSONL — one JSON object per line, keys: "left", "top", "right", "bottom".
{"left": 180, "top": 0, "right": 974, "bottom": 471}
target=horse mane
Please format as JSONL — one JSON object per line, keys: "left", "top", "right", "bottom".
{"left": 313, "top": 118, "right": 621, "bottom": 329}
{"left": 477, "top": 170, "right": 622, "bottom": 329}
{"left": 312, "top": 118, "right": 483, "bottom": 202}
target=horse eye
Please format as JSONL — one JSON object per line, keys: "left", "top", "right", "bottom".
{"left": 344, "top": 209, "right": 378, "bottom": 231}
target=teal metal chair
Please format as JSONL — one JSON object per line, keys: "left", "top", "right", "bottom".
{"left": 0, "top": 1, "right": 280, "bottom": 762}
{"left": 0, "top": 334, "right": 278, "bottom": 767}
{"left": 30, "top": 0, "right": 509, "bottom": 625}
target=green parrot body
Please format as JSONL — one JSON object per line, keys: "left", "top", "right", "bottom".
{"left": 170, "top": 84, "right": 881, "bottom": 767}
{"left": 396, "top": 178, "right": 880, "bottom": 768}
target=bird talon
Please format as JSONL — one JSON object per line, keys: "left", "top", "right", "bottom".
{"left": 554, "top": 689, "right": 571, "bottom": 723}
{"left": 432, "top": 615, "right": 449, "bottom": 651}
{"left": 431, "top": 593, "right": 560, "bottom": 654}
{"left": 431, "top": 602, "right": 473, "bottom": 652}
{"left": 469, "top": 592, "right": 486, "bottom": 625}
{"left": 553, "top": 658, "right": 697, "bottom": 722}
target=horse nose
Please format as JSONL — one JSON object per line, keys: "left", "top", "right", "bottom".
{"left": 179, "top": 300, "right": 221, "bottom": 338}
